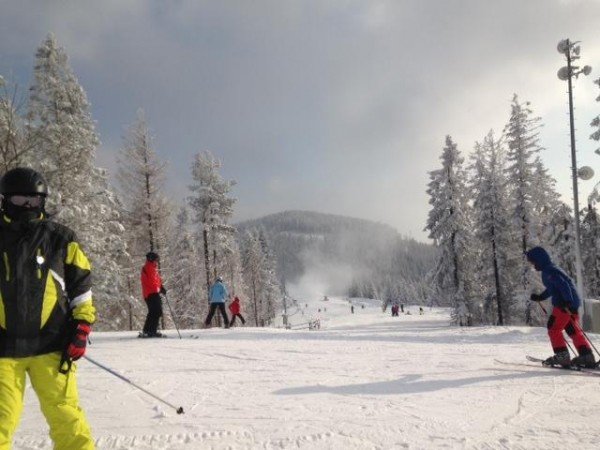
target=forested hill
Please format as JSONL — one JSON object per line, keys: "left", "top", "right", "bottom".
{"left": 236, "top": 211, "right": 437, "bottom": 303}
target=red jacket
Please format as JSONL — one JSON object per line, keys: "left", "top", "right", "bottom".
{"left": 141, "top": 260, "right": 163, "bottom": 299}
{"left": 229, "top": 297, "right": 241, "bottom": 315}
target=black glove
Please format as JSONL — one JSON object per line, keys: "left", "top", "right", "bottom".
{"left": 530, "top": 293, "right": 543, "bottom": 302}
{"left": 160, "top": 286, "right": 167, "bottom": 295}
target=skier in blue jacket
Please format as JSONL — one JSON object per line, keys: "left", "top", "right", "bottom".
{"left": 204, "top": 276, "right": 230, "bottom": 328}
{"left": 526, "top": 246, "right": 595, "bottom": 368}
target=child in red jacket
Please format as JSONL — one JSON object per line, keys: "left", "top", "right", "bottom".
{"left": 229, "top": 296, "right": 246, "bottom": 326}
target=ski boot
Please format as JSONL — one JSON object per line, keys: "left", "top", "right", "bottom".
{"left": 571, "top": 353, "right": 597, "bottom": 369}
{"left": 543, "top": 350, "right": 571, "bottom": 368}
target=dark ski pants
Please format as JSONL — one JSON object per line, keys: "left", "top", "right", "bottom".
{"left": 205, "top": 303, "right": 229, "bottom": 327}
{"left": 547, "top": 307, "right": 592, "bottom": 355}
{"left": 230, "top": 314, "right": 246, "bottom": 326}
{"left": 143, "top": 293, "right": 163, "bottom": 334}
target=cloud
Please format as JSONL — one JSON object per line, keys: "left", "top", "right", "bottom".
{"left": 1, "top": 0, "right": 600, "bottom": 240}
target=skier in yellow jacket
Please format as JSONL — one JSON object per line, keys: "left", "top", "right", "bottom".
{"left": 0, "top": 168, "right": 95, "bottom": 450}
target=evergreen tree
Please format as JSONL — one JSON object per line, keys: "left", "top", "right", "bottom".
{"left": 116, "top": 110, "right": 172, "bottom": 321}
{"left": 188, "top": 150, "right": 237, "bottom": 316}
{"left": 26, "top": 34, "right": 129, "bottom": 329}
{"left": 240, "top": 229, "right": 280, "bottom": 326}
{"left": 167, "top": 207, "right": 207, "bottom": 328}
{"left": 586, "top": 77, "right": 600, "bottom": 297}
{"left": 117, "top": 109, "right": 171, "bottom": 258}
{"left": 503, "top": 94, "right": 546, "bottom": 323}
{"left": 241, "top": 231, "right": 264, "bottom": 326}
{"left": 582, "top": 205, "right": 600, "bottom": 298}
{"left": 425, "top": 136, "right": 475, "bottom": 324}
{"left": 469, "top": 131, "right": 515, "bottom": 324}
{"left": 257, "top": 229, "right": 281, "bottom": 325}
{"left": 591, "top": 77, "right": 600, "bottom": 145}
{"left": 0, "top": 77, "right": 35, "bottom": 171}
{"left": 544, "top": 203, "right": 576, "bottom": 278}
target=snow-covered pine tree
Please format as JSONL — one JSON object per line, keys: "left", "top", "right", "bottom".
{"left": 167, "top": 207, "right": 207, "bottom": 328}
{"left": 585, "top": 78, "right": 600, "bottom": 298}
{"left": 582, "top": 204, "right": 600, "bottom": 298}
{"left": 240, "top": 231, "right": 263, "bottom": 326}
{"left": 503, "top": 94, "right": 546, "bottom": 324}
{"left": 425, "top": 136, "right": 476, "bottom": 325}
{"left": 591, "top": 77, "right": 600, "bottom": 144}
{"left": 26, "top": 34, "right": 129, "bottom": 329}
{"left": 0, "top": 76, "right": 36, "bottom": 171}
{"left": 188, "top": 150, "right": 237, "bottom": 318}
{"left": 543, "top": 203, "right": 576, "bottom": 278}
{"left": 116, "top": 109, "right": 172, "bottom": 323}
{"left": 117, "top": 109, "right": 171, "bottom": 258}
{"left": 257, "top": 229, "right": 281, "bottom": 325}
{"left": 469, "top": 130, "right": 515, "bottom": 325}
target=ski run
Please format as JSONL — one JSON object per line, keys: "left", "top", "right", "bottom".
{"left": 13, "top": 297, "right": 600, "bottom": 449}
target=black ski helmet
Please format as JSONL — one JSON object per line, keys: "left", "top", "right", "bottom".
{"left": 0, "top": 168, "right": 49, "bottom": 196}
{"left": 146, "top": 252, "right": 159, "bottom": 262}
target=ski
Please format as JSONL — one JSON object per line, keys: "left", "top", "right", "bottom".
{"left": 137, "top": 332, "right": 168, "bottom": 339}
{"left": 526, "top": 355, "right": 600, "bottom": 375}
{"left": 494, "top": 357, "right": 600, "bottom": 377}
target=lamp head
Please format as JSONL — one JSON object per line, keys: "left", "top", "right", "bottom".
{"left": 557, "top": 66, "right": 571, "bottom": 80}
{"left": 557, "top": 39, "right": 570, "bottom": 54}
{"left": 578, "top": 166, "right": 594, "bottom": 181}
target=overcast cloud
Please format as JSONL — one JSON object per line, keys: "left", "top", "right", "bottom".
{"left": 2, "top": 0, "right": 600, "bottom": 241}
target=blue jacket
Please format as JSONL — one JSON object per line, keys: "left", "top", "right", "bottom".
{"left": 526, "top": 247, "right": 580, "bottom": 310}
{"left": 209, "top": 281, "right": 228, "bottom": 304}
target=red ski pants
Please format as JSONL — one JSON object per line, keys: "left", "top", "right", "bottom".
{"left": 547, "top": 307, "right": 590, "bottom": 354}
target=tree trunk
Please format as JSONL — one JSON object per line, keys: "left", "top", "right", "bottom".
{"left": 203, "top": 227, "right": 211, "bottom": 306}
{"left": 491, "top": 230, "right": 504, "bottom": 325}
{"left": 253, "top": 281, "right": 258, "bottom": 327}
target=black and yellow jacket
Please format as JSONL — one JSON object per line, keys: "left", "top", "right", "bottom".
{"left": 0, "top": 215, "right": 96, "bottom": 358}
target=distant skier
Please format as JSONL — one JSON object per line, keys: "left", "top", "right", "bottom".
{"left": 204, "top": 276, "right": 230, "bottom": 328}
{"left": 400, "top": 304, "right": 405, "bottom": 313}
{"left": 391, "top": 304, "right": 399, "bottom": 317}
{"left": 229, "top": 296, "right": 246, "bottom": 326}
{"left": 419, "top": 307, "right": 424, "bottom": 315}
{"left": 140, "top": 252, "right": 167, "bottom": 338}
{"left": 527, "top": 247, "right": 596, "bottom": 368}
{"left": 351, "top": 305, "right": 355, "bottom": 314}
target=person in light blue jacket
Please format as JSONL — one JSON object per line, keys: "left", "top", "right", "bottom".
{"left": 204, "top": 276, "right": 230, "bottom": 328}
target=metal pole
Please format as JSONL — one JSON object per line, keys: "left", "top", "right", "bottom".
{"left": 84, "top": 356, "right": 185, "bottom": 414}
{"left": 163, "top": 292, "right": 182, "bottom": 339}
{"left": 565, "top": 39, "right": 587, "bottom": 322}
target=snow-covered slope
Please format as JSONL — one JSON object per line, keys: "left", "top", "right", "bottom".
{"left": 13, "top": 300, "right": 600, "bottom": 449}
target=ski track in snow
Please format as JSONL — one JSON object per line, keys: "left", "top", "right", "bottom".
{"left": 12, "top": 298, "right": 600, "bottom": 449}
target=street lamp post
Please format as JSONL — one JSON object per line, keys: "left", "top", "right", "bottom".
{"left": 557, "top": 38, "right": 593, "bottom": 327}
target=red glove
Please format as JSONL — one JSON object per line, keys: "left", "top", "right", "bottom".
{"left": 67, "top": 322, "right": 91, "bottom": 360}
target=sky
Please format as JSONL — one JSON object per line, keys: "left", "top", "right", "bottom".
{"left": 1, "top": 0, "right": 600, "bottom": 242}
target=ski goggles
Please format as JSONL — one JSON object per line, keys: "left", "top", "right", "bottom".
{"left": 8, "top": 195, "right": 44, "bottom": 207}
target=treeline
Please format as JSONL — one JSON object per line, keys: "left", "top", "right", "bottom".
{"left": 237, "top": 210, "right": 437, "bottom": 305}
{"left": 0, "top": 35, "right": 281, "bottom": 330}
{"left": 426, "top": 90, "right": 600, "bottom": 326}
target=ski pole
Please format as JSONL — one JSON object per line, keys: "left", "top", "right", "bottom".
{"left": 566, "top": 312, "right": 600, "bottom": 361}
{"left": 538, "top": 302, "right": 600, "bottom": 360}
{"left": 536, "top": 302, "right": 576, "bottom": 357}
{"left": 163, "top": 292, "right": 182, "bottom": 339}
{"left": 84, "top": 356, "right": 184, "bottom": 414}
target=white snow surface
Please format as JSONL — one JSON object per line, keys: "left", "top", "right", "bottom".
{"left": 13, "top": 297, "right": 600, "bottom": 449}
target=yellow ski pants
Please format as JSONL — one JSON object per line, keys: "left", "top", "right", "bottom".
{"left": 0, "top": 352, "right": 94, "bottom": 450}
